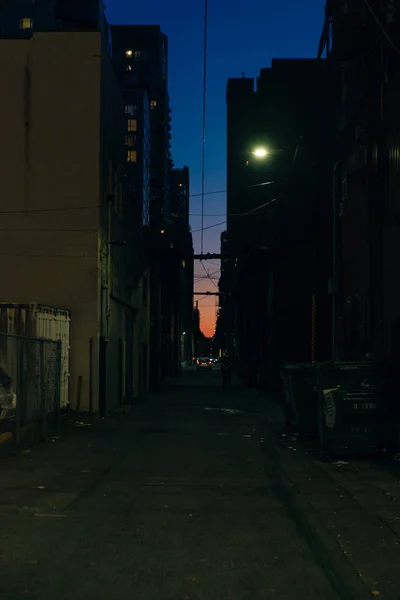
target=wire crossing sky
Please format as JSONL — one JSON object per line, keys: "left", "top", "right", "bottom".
{"left": 106, "top": 0, "right": 326, "bottom": 336}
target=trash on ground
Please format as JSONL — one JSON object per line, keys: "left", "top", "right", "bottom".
{"left": 242, "top": 434, "right": 251, "bottom": 438}
{"left": 34, "top": 486, "right": 45, "bottom": 490}
{"left": 333, "top": 460, "right": 348, "bottom": 466}
{"left": 33, "top": 513, "right": 66, "bottom": 519}
{"left": 204, "top": 408, "right": 242, "bottom": 415}
{"left": 73, "top": 421, "right": 91, "bottom": 427}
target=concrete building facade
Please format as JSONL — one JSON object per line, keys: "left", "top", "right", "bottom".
{"left": 0, "top": 30, "right": 149, "bottom": 413}
{"left": 221, "top": 60, "right": 333, "bottom": 387}
{"left": 111, "top": 24, "right": 174, "bottom": 389}
{"left": 111, "top": 25, "right": 171, "bottom": 230}
{"left": 169, "top": 167, "right": 194, "bottom": 368}
{"left": 0, "top": 0, "right": 112, "bottom": 51}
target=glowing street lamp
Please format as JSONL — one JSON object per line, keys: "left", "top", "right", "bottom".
{"left": 252, "top": 147, "right": 269, "bottom": 159}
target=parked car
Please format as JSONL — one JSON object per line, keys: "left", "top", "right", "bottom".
{"left": 196, "top": 357, "right": 213, "bottom": 370}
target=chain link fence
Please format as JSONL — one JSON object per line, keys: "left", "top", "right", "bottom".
{"left": 0, "top": 333, "right": 62, "bottom": 447}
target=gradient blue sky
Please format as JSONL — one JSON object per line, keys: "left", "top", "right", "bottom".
{"left": 106, "top": 0, "right": 326, "bottom": 336}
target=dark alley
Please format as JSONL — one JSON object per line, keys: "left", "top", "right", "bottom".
{"left": 0, "top": 370, "right": 399, "bottom": 599}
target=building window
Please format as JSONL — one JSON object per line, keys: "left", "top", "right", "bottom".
{"left": 125, "top": 105, "right": 136, "bottom": 116}
{"left": 126, "top": 64, "right": 132, "bottom": 72}
{"left": 127, "top": 151, "right": 137, "bottom": 163}
{"left": 20, "top": 17, "right": 33, "bottom": 30}
{"left": 150, "top": 100, "right": 157, "bottom": 110}
{"left": 134, "top": 50, "right": 141, "bottom": 61}
{"left": 125, "top": 49, "right": 133, "bottom": 57}
{"left": 127, "top": 119, "right": 137, "bottom": 132}
{"left": 125, "top": 135, "right": 136, "bottom": 147}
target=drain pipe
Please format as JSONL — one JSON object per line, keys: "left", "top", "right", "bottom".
{"left": 332, "top": 160, "right": 341, "bottom": 361}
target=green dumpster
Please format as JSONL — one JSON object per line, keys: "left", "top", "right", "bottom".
{"left": 316, "top": 361, "right": 392, "bottom": 457}
{"left": 281, "top": 363, "right": 321, "bottom": 438}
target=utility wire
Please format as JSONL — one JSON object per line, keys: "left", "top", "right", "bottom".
{"left": 331, "top": 35, "right": 382, "bottom": 68}
{"left": 200, "top": 0, "right": 208, "bottom": 254}
{"left": 200, "top": 259, "right": 218, "bottom": 289}
{"left": 193, "top": 295, "right": 211, "bottom": 303}
{"left": 191, "top": 194, "right": 285, "bottom": 233}
{"left": 190, "top": 179, "right": 278, "bottom": 199}
{"left": 0, "top": 181, "right": 279, "bottom": 218}
{"left": 364, "top": 0, "right": 400, "bottom": 56}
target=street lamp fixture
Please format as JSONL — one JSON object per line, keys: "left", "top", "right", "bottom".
{"left": 252, "top": 147, "right": 269, "bottom": 159}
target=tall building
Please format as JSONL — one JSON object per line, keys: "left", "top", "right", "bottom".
{"left": 224, "top": 60, "right": 332, "bottom": 386}
{"left": 169, "top": 166, "right": 190, "bottom": 236}
{"left": 317, "top": 1, "right": 400, "bottom": 362}
{"left": 169, "top": 167, "right": 194, "bottom": 367}
{"left": 111, "top": 25, "right": 174, "bottom": 388}
{"left": 123, "top": 90, "right": 151, "bottom": 228}
{"left": 0, "top": 29, "right": 150, "bottom": 413}
{"left": 0, "top": 0, "right": 112, "bottom": 52}
{"left": 215, "top": 231, "right": 234, "bottom": 355}
{"left": 111, "top": 25, "right": 171, "bottom": 230}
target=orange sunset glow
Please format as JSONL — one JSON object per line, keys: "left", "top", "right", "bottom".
{"left": 194, "top": 260, "right": 220, "bottom": 338}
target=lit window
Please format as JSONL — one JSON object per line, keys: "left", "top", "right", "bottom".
{"left": 125, "top": 105, "right": 135, "bottom": 116}
{"left": 127, "top": 119, "right": 137, "bottom": 132}
{"left": 179, "top": 183, "right": 183, "bottom": 187}
{"left": 150, "top": 100, "right": 157, "bottom": 110}
{"left": 126, "top": 65, "right": 132, "bottom": 72}
{"left": 20, "top": 17, "right": 33, "bottom": 30}
{"left": 125, "top": 135, "right": 136, "bottom": 147}
{"left": 125, "top": 49, "right": 133, "bottom": 57}
{"left": 127, "top": 151, "right": 137, "bottom": 163}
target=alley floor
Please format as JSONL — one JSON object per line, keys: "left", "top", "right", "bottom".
{"left": 1, "top": 368, "right": 400, "bottom": 600}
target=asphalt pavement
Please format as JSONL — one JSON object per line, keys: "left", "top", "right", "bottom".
{"left": 0, "top": 367, "right": 399, "bottom": 599}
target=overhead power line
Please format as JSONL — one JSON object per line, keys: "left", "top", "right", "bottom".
{"left": 200, "top": 0, "right": 208, "bottom": 254}
{"left": 191, "top": 194, "right": 285, "bottom": 233}
{"left": 0, "top": 181, "right": 278, "bottom": 217}
{"left": 199, "top": 259, "right": 218, "bottom": 289}
{"left": 363, "top": 0, "right": 400, "bottom": 56}
{"left": 189, "top": 179, "right": 278, "bottom": 200}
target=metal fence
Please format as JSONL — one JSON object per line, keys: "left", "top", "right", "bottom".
{"left": 0, "top": 333, "right": 62, "bottom": 447}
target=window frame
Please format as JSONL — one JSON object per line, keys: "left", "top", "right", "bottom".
{"left": 19, "top": 17, "right": 33, "bottom": 30}
{"left": 127, "top": 150, "right": 137, "bottom": 163}
{"left": 127, "top": 119, "right": 137, "bottom": 132}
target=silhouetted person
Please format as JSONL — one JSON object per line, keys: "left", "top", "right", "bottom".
{"left": 221, "top": 352, "right": 233, "bottom": 388}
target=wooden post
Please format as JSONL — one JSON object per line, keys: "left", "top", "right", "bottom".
{"left": 76, "top": 376, "right": 83, "bottom": 414}
{"left": 311, "top": 293, "right": 317, "bottom": 363}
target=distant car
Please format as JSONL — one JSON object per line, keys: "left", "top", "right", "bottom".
{"left": 196, "top": 357, "right": 213, "bottom": 370}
